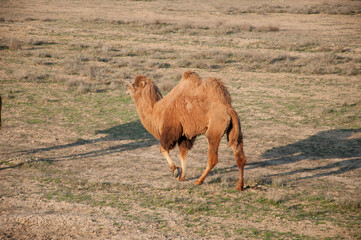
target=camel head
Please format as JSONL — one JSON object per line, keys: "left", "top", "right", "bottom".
{"left": 128, "top": 75, "right": 162, "bottom": 105}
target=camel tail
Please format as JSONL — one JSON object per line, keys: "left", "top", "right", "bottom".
{"left": 227, "top": 106, "right": 242, "bottom": 146}
{"left": 227, "top": 106, "right": 247, "bottom": 191}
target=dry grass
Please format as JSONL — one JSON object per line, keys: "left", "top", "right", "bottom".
{"left": 0, "top": 0, "right": 360, "bottom": 239}
{"left": 224, "top": 2, "right": 361, "bottom": 15}
{"left": 335, "top": 196, "right": 361, "bottom": 209}
{"left": 234, "top": 51, "right": 360, "bottom": 75}
{"left": 264, "top": 190, "right": 289, "bottom": 204}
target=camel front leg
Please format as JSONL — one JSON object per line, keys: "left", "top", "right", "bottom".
{"left": 160, "top": 146, "right": 180, "bottom": 178}
{"left": 177, "top": 137, "right": 196, "bottom": 181}
{"left": 178, "top": 144, "right": 189, "bottom": 181}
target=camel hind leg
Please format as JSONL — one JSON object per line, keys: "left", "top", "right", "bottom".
{"left": 195, "top": 136, "right": 221, "bottom": 185}
{"left": 231, "top": 140, "right": 247, "bottom": 191}
{"left": 194, "top": 122, "right": 225, "bottom": 185}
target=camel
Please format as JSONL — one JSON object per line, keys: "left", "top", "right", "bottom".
{"left": 128, "top": 71, "right": 247, "bottom": 190}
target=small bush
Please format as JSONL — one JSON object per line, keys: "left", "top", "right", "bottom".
{"left": 213, "top": 52, "right": 232, "bottom": 64}
{"left": 78, "top": 82, "right": 97, "bottom": 93}
{"left": 63, "top": 55, "right": 89, "bottom": 75}
{"left": 335, "top": 196, "right": 361, "bottom": 209}
{"left": 85, "top": 65, "right": 105, "bottom": 81}
{"left": 36, "top": 51, "right": 52, "bottom": 58}
{"left": 14, "top": 70, "right": 49, "bottom": 82}
{"left": 113, "top": 70, "right": 132, "bottom": 81}
{"left": 175, "top": 58, "right": 192, "bottom": 68}
{"left": 109, "top": 80, "right": 124, "bottom": 89}
{"left": 216, "top": 24, "right": 254, "bottom": 34}
{"left": 116, "top": 59, "right": 129, "bottom": 68}
{"left": 341, "top": 64, "right": 360, "bottom": 76}
{"left": 193, "top": 59, "right": 209, "bottom": 69}
{"left": 91, "top": 42, "right": 117, "bottom": 58}
{"left": 158, "top": 80, "right": 175, "bottom": 92}
{"left": 9, "top": 38, "right": 21, "bottom": 50}
{"left": 246, "top": 175, "right": 272, "bottom": 185}
{"left": 256, "top": 25, "right": 280, "bottom": 32}
{"left": 69, "top": 42, "right": 89, "bottom": 49}
{"left": 265, "top": 190, "right": 288, "bottom": 204}
{"left": 66, "top": 78, "right": 97, "bottom": 93}
{"left": 29, "top": 39, "right": 55, "bottom": 46}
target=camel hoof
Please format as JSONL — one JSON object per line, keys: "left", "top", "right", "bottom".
{"left": 174, "top": 167, "right": 182, "bottom": 178}
{"left": 177, "top": 177, "right": 188, "bottom": 181}
{"left": 194, "top": 180, "right": 203, "bottom": 185}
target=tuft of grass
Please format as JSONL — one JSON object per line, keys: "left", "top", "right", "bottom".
{"left": 246, "top": 175, "right": 272, "bottom": 186}
{"left": 63, "top": 55, "right": 89, "bottom": 75}
{"left": 85, "top": 65, "right": 107, "bottom": 82}
{"left": 335, "top": 196, "right": 361, "bottom": 210}
{"left": 63, "top": 54, "right": 110, "bottom": 82}
{"left": 66, "top": 78, "right": 98, "bottom": 93}
{"left": 29, "top": 39, "right": 56, "bottom": 46}
{"left": 14, "top": 71, "right": 50, "bottom": 82}
{"left": 9, "top": 38, "right": 21, "bottom": 50}
{"left": 255, "top": 25, "right": 280, "bottom": 32}
{"left": 264, "top": 190, "right": 288, "bottom": 204}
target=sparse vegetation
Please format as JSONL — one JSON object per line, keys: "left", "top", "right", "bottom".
{"left": 9, "top": 38, "right": 21, "bottom": 50}
{"left": 224, "top": 2, "right": 361, "bottom": 15}
{"left": 0, "top": 0, "right": 360, "bottom": 239}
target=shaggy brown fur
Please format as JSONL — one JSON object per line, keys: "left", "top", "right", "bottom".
{"left": 128, "top": 71, "right": 247, "bottom": 190}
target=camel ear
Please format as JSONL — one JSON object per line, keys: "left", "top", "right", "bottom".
{"left": 134, "top": 75, "right": 147, "bottom": 88}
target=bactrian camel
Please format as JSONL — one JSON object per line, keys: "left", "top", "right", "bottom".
{"left": 128, "top": 71, "right": 247, "bottom": 190}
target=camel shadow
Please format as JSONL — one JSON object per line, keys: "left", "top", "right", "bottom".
{"left": 1, "top": 120, "right": 158, "bottom": 170}
{"left": 247, "top": 129, "right": 361, "bottom": 180}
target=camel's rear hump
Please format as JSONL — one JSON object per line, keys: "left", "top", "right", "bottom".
{"left": 205, "top": 77, "right": 232, "bottom": 105}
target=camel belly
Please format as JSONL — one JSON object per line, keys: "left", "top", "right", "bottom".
{"left": 178, "top": 100, "right": 209, "bottom": 139}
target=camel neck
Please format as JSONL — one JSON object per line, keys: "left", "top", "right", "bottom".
{"left": 134, "top": 98, "right": 161, "bottom": 140}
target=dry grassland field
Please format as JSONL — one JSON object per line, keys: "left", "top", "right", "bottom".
{"left": 0, "top": 0, "right": 361, "bottom": 239}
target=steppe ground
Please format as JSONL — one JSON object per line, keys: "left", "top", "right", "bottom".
{"left": 0, "top": 0, "right": 360, "bottom": 239}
